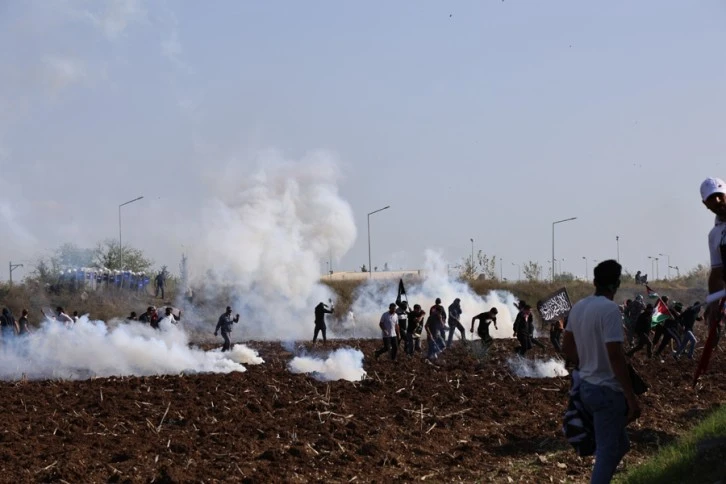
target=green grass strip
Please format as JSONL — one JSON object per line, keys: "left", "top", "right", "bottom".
{"left": 617, "top": 405, "right": 726, "bottom": 484}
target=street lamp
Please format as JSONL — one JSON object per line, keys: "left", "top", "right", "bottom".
{"left": 367, "top": 205, "right": 390, "bottom": 279}
{"left": 659, "top": 253, "right": 671, "bottom": 279}
{"left": 470, "top": 238, "right": 474, "bottom": 269}
{"left": 499, "top": 257, "right": 503, "bottom": 281}
{"left": 552, "top": 217, "right": 577, "bottom": 282}
{"left": 511, "top": 262, "right": 520, "bottom": 281}
{"left": 669, "top": 265, "right": 680, "bottom": 278}
{"left": 582, "top": 256, "right": 588, "bottom": 281}
{"left": 616, "top": 235, "right": 620, "bottom": 263}
{"left": 119, "top": 196, "right": 144, "bottom": 268}
{"left": 648, "top": 256, "right": 659, "bottom": 280}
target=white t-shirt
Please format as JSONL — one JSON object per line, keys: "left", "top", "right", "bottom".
{"left": 379, "top": 311, "right": 399, "bottom": 338}
{"left": 565, "top": 295, "right": 624, "bottom": 392}
{"left": 708, "top": 217, "right": 726, "bottom": 268}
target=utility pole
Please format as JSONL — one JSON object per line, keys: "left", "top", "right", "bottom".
{"left": 616, "top": 235, "right": 620, "bottom": 263}
{"left": 470, "top": 238, "right": 474, "bottom": 271}
{"left": 9, "top": 262, "right": 23, "bottom": 285}
{"left": 119, "top": 196, "right": 144, "bottom": 269}
{"left": 367, "top": 205, "right": 391, "bottom": 279}
{"left": 659, "top": 253, "right": 671, "bottom": 279}
{"left": 552, "top": 217, "right": 577, "bottom": 282}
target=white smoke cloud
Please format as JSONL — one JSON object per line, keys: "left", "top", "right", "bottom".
{"left": 348, "top": 250, "right": 520, "bottom": 340}
{"left": 0, "top": 317, "right": 263, "bottom": 381}
{"left": 507, "top": 356, "right": 568, "bottom": 378}
{"left": 187, "top": 150, "right": 357, "bottom": 341}
{"left": 288, "top": 348, "right": 366, "bottom": 382}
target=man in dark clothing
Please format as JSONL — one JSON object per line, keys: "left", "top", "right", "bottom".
{"left": 313, "top": 302, "right": 334, "bottom": 344}
{"left": 406, "top": 304, "right": 425, "bottom": 355}
{"left": 627, "top": 304, "right": 654, "bottom": 358}
{"left": 447, "top": 298, "right": 466, "bottom": 347}
{"left": 139, "top": 306, "right": 160, "bottom": 329}
{"left": 550, "top": 317, "right": 564, "bottom": 353}
{"left": 430, "top": 298, "right": 447, "bottom": 343}
{"left": 675, "top": 302, "right": 702, "bottom": 359}
{"left": 0, "top": 308, "right": 17, "bottom": 339}
{"left": 471, "top": 308, "right": 498, "bottom": 345}
{"left": 155, "top": 272, "right": 166, "bottom": 299}
{"left": 625, "top": 295, "right": 646, "bottom": 345}
{"left": 513, "top": 305, "right": 533, "bottom": 355}
{"left": 655, "top": 302, "right": 683, "bottom": 358}
{"left": 396, "top": 301, "right": 409, "bottom": 348}
{"left": 214, "top": 306, "right": 240, "bottom": 352}
{"left": 17, "top": 309, "right": 31, "bottom": 335}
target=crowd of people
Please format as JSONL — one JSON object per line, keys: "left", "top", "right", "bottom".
{"left": 622, "top": 295, "right": 704, "bottom": 361}
{"left": 309, "top": 296, "right": 555, "bottom": 363}
{"left": 48, "top": 267, "right": 170, "bottom": 298}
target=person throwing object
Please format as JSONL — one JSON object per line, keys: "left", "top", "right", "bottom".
{"left": 214, "top": 306, "right": 240, "bottom": 352}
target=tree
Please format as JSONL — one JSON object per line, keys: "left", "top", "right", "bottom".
{"left": 459, "top": 257, "right": 476, "bottom": 280}
{"left": 458, "top": 251, "right": 498, "bottom": 280}
{"left": 360, "top": 264, "right": 368, "bottom": 272}
{"left": 522, "top": 261, "right": 542, "bottom": 282}
{"left": 553, "top": 272, "right": 576, "bottom": 282}
{"left": 94, "top": 239, "right": 153, "bottom": 273}
{"left": 476, "top": 252, "right": 497, "bottom": 280}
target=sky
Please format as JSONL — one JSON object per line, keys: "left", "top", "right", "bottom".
{"left": 1, "top": 0, "right": 725, "bottom": 282}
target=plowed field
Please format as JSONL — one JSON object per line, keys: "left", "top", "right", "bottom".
{"left": 1, "top": 338, "right": 724, "bottom": 483}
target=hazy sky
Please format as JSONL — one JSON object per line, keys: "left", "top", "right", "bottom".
{"left": 1, "top": 1, "right": 725, "bottom": 282}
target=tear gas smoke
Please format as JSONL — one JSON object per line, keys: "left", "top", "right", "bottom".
{"left": 0, "top": 317, "right": 263, "bottom": 381}
{"left": 188, "top": 151, "right": 356, "bottom": 341}
{"left": 288, "top": 348, "right": 366, "bottom": 382}
{"left": 348, "top": 251, "right": 520, "bottom": 339}
{"left": 507, "top": 356, "right": 568, "bottom": 378}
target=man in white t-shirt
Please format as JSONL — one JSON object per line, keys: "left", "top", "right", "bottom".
{"left": 701, "top": 177, "right": 726, "bottom": 315}
{"left": 562, "top": 260, "right": 641, "bottom": 484}
{"left": 375, "top": 303, "right": 399, "bottom": 360}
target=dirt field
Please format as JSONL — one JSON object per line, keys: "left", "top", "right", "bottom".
{"left": 1, "top": 337, "right": 724, "bottom": 483}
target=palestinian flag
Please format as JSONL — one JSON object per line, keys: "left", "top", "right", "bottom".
{"left": 646, "top": 285, "right": 659, "bottom": 299}
{"left": 651, "top": 299, "right": 673, "bottom": 326}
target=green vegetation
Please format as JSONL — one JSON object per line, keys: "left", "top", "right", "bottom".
{"left": 616, "top": 405, "right": 726, "bottom": 484}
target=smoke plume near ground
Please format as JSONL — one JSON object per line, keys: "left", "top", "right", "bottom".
{"left": 507, "top": 356, "right": 568, "bottom": 378}
{"left": 0, "top": 317, "right": 263, "bottom": 381}
{"left": 346, "top": 251, "right": 520, "bottom": 339}
{"left": 288, "top": 348, "right": 366, "bottom": 382}
{"left": 186, "top": 151, "right": 357, "bottom": 341}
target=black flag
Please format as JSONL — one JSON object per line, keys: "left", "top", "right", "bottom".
{"left": 396, "top": 278, "right": 407, "bottom": 306}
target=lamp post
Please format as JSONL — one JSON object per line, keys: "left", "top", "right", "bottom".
{"left": 552, "top": 217, "right": 577, "bottom": 282}
{"left": 511, "top": 262, "right": 520, "bottom": 281}
{"left": 499, "top": 257, "right": 503, "bottom": 281}
{"left": 367, "top": 205, "right": 390, "bottom": 279}
{"left": 470, "top": 238, "right": 474, "bottom": 270}
{"left": 9, "top": 262, "right": 23, "bottom": 285}
{"left": 119, "top": 196, "right": 144, "bottom": 269}
{"left": 659, "top": 253, "right": 670, "bottom": 279}
{"left": 669, "top": 265, "right": 680, "bottom": 278}
{"left": 648, "top": 256, "right": 659, "bottom": 280}
{"left": 582, "top": 256, "right": 588, "bottom": 281}
{"left": 616, "top": 235, "right": 620, "bottom": 263}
